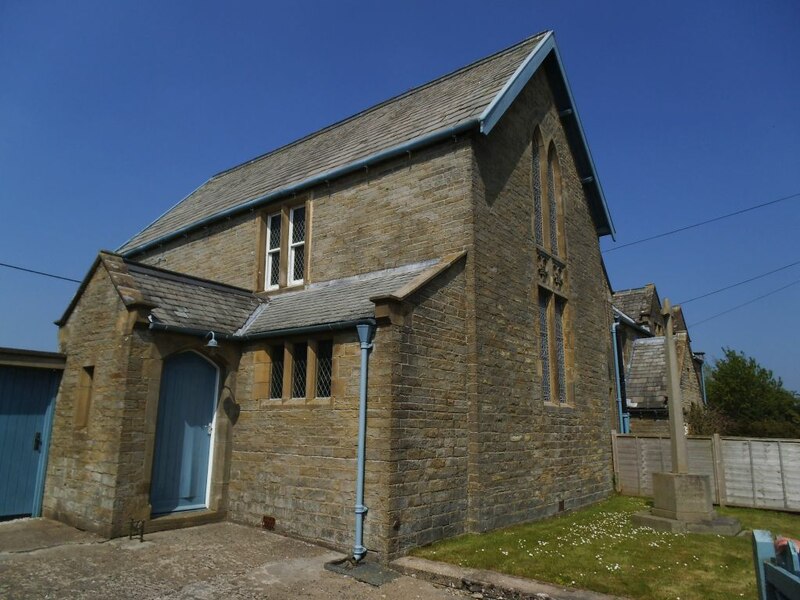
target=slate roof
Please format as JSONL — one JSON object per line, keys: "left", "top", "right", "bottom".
{"left": 625, "top": 332, "right": 694, "bottom": 409}
{"left": 242, "top": 259, "right": 439, "bottom": 335}
{"left": 118, "top": 31, "right": 614, "bottom": 256}
{"left": 612, "top": 284, "right": 657, "bottom": 324}
{"left": 118, "top": 34, "right": 546, "bottom": 254}
{"left": 60, "top": 252, "right": 453, "bottom": 337}
{"left": 124, "top": 263, "right": 262, "bottom": 335}
{"left": 625, "top": 337, "right": 667, "bottom": 408}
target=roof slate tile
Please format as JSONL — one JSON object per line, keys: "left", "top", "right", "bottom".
{"left": 118, "top": 33, "right": 546, "bottom": 253}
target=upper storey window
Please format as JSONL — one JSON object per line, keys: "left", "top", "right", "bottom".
{"left": 263, "top": 203, "right": 307, "bottom": 291}
{"left": 266, "top": 213, "right": 282, "bottom": 290}
{"left": 532, "top": 130, "right": 545, "bottom": 246}
{"left": 532, "top": 134, "right": 565, "bottom": 259}
{"left": 546, "top": 143, "right": 564, "bottom": 258}
{"left": 288, "top": 206, "right": 306, "bottom": 286}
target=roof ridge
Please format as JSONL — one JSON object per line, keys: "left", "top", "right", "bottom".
{"left": 612, "top": 285, "right": 653, "bottom": 295}
{"left": 208, "top": 32, "right": 549, "bottom": 181}
{"left": 124, "top": 259, "right": 257, "bottom": 297}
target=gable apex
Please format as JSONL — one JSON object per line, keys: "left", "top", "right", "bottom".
{"left": 118, "top": 31, "right": 614, "bottom": 256}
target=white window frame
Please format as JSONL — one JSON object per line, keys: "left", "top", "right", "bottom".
{"left": 265, "top": 211, "right": 282, "bottom": 291}
{"left": 288, "top": 206, "right": 305, "bottom": 286}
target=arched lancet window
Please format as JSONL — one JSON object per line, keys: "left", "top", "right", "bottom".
{"left": 536, "top": 142, "right": 570, "bottom": 405}
{"left": 546, "top": 143, "right": 564, "bottom": 257}
{"left": 532, "top": 129, "right": 545, "bottom": 246}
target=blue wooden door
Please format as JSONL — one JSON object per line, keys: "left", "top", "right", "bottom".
{"left": 0, "top": 366, "right": 60, "bottom": 519}
{"left": 150, "top": 352, "right": 218, "bottom": 515}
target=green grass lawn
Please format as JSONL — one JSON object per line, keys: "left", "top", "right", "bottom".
{"left": 411, "top": 496, "right": 800, "bottom": 600}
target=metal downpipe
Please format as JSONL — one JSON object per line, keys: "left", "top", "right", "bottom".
{"left": 353, "top": 320, "right": 375, "bottom": 562}
{"left": 698, "top": 356, "right": 708, "bottom": 406}
{"left": 611, "top": 319, "right": 628, "bottom": 433}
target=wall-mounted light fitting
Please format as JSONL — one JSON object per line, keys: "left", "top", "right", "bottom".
{"left": 206, "top": 331, "right": 219, "bottom": 348}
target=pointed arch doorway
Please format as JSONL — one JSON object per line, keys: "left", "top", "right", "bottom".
{"left": 150, "top": 352, "right": 219, "bottom": 515}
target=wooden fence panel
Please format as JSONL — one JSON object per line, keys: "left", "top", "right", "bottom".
{"left": 781, "top": 442, "right": 800, "bottom": 510}
{"left": 639, "top": 438, "right": 666, "bottom": 496}
{"left": 750, "top": 441, "right": 786, "bottom": 509}
{"left": 721, "top": 439, "right": 755, "bottom": 506}
{"left": 612, "top": 434, "right": 800, "bottom": 512}
{"left": 687, "top": 437, "right": 718, "bottom": 503}
{"left": 615, "top": 435, "right": 641, "bottom": 496}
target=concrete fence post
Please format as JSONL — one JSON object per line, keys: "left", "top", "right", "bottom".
{"left": 712, "top": 433, "right": 727, "bottom": 507}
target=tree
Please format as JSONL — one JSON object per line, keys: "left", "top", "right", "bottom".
{"left": 699, "top": 348, "right": 800, "bottom": 438}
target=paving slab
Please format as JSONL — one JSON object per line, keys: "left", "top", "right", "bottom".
{"left": 0, "top": 518, "right": 102, "bottom": 553}
{"left": 0, "top": 519, "right": 471, "bottom": 600}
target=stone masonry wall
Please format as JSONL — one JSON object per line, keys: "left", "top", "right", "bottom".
{"left": 130, "top": 141, "right": 473, "bottom": 289}
{"left": 629, "top": 417, "right": 670, "bottom": 435}
{"left": 468, "top": 69, "right": 613, "bottom": 531}
{"left": 387, "top": 262, "right": 469, "bottom": 557}
{"left": 311, "top": 142, "right": 473, "bottom": 281}
{"left": 109, "top": 329, "right": 240, "bottom": 535}
{"left": 44, "top": 266, "right": 132, "bottom": 535}
{"left": 46, "top": 259, "right": 241, "bottom": 537}
{"left": 135, "top": 212, "right": 258, "bottom": 290}
{"left": 227, "top": 327, "right": 395, "bottom": 559}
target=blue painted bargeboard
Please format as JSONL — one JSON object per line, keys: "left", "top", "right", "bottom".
{"left": 150, "top": 353, "right": 217, "bottom": 515}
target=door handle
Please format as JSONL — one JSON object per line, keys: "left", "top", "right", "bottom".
{"left": 33, "top": 431, "right": 42, "bottom": 451}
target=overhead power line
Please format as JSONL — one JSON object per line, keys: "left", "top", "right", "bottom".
{"left": 603, "top": 191, "right": 800, "bottom": 253}
{"left": 689, "top": 277, "right": 800, "bottom": 328}
{"left": 0, "top": 261, "right": 81, "bottom": 283}
{"left": 678, "top": 259, "right": 800, "bottom": 305}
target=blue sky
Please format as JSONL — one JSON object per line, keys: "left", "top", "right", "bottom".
{"left": 1, "top": 1, "right": 798, "bottom": 390}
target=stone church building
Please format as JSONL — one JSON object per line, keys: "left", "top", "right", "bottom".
{"left": 44, "top": 31, "right": 617, "bottom": 561}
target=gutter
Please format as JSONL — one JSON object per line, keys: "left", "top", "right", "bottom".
{"left": 612, "top": 306, "right": 651, "bottom": 337}
{"left": 121, "top": 119, "right": 480, "bottom": 257}
{"left": 547, "top": 37, "right": 615, "bottom": 239}
{"left": 147, "top": 318, "right": 371, "bottom": 342}
{"left": 147, "top": 321, "right": 239, "bottom": 341}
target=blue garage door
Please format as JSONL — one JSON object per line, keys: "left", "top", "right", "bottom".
{"left": 0, "top": 366, "right": 60, "bottom": 519}
{"left": 150, "top": 352, "right": 218, "bottom": 515}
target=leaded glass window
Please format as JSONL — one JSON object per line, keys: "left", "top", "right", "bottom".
{"left": 538, "top": 290, "right": 551, "bottom": 402}
{"left": 289, "top": 206, "right": 305, "bottom": 285}
{"left": 266, "top": 212, "right": 281, "bottom": 289}
{"left": 269, "top": 345, "right": 284, "bottom": 399}
{"left": 554, "top": 297, "right": 567, "bottom": 404}
{"left": 316, "top": 340, "right": 333, "bottom": 398}
{"left": 292, "top": 342, "right": 307, "bottom": 398}
{"left": 539, "top": 287, "right": 569, "bottom": 405}
{"left": 533, "top": 139, "right": 544, "bottom": 245}
{"left": 547, "top": 154, "right": 558, "bottom": 255}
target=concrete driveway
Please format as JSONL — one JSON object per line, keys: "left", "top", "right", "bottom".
{"left": 0, "top": 518, "right": 469, "bottom": 599}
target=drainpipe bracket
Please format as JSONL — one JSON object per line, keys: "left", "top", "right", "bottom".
{"left": 354, "top": 504, "right": 368, "bottom": 515}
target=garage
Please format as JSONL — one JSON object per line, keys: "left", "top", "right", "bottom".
{"left": 0, "top": 348, "right": 63, "bottom": 519}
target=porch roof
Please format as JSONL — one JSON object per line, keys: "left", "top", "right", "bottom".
{"left": 62, "top": 252, "right": 461, "bottom": 339}
{"left": 241, "top": 258, "right": 444, "bottom": 336}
